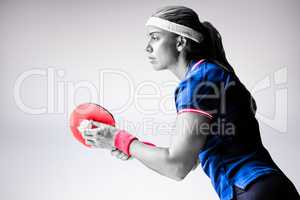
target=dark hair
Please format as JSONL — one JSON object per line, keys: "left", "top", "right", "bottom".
{"left": 152, "top": 6, "right": 234, "bottom": 73}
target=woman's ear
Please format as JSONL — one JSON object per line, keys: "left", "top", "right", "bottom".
{"left": 176, "top": 36, "right": 187, "bottom": 52}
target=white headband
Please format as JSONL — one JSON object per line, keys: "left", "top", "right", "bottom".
{"left": 145, "top": 17, "right": 203, "bottom": 43}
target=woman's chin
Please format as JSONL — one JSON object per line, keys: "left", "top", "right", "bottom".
{"left": 151, "top": 63, "right": 165, "bottom": 71}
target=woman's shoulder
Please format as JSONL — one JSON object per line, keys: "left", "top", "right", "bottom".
{"left": 188, "top": 59, "right": 237, "bottom": 83}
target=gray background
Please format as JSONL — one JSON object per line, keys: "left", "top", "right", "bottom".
{"left": 1, "top": 0, "right": 300, "bottom": 199}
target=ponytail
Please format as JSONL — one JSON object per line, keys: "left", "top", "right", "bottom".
{"left": 202, "top": 22, "right": 235, "bottom": 73}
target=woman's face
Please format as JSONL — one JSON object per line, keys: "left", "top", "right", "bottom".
{"left": 145, "top": 26, "right": 179, "bottom": 70}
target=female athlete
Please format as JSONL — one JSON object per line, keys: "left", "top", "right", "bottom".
{"left": 78, "top": 6, "right": 300, "bottom": 200}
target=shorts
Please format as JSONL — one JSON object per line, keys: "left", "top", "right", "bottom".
{"left": 233, "top": 173, "right": 300, "bottom": 200}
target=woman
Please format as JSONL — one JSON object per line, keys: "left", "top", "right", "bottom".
{"left": 78, "top": 6, "right": 300, "bottom": 200}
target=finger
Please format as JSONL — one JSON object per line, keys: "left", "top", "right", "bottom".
{"left": 120, "top": 155, "right": 130, "bottom": 160}
{"left": 93, "top": 140, "right": 108, "bottom": 148}
{"left": 117, "top": 152, "right": 127, "bottom": 159}
{"left": 79, "top": 120, "right": 92, "bottom": 129}
{"left": 81, "top": 130, "right": 95, "bottom": 139}
{"left": 90, "top": 120, "right": 104, "bottom": 127}
{"left": 114, "top": 150, "right": 124, "bottom": 157}
{"left": 111, "top": 148, "right": 118, "bottom": 153}
{"left": 77, "top": 126, "right": 95, "bottom": 138}
{"left": 82, "top": 134, "right": 94, "bottom": 141}
{"left": 85, "top": 139, "right": 95, "bottom": 146}
{"left": 89, "top": 127, "right": 107, "bottom": 138}
{"left": 110, "top": 149, "right": 117, "bottom": 155}
{"left": 83, "top": 128, "right": 99, "bottom": 137}
{"left": 77, "top": 126, "right": 85, "bottom": 134}
{"left": 78, "top": 127, "right": 85, "bottom": 138}
{"left": 111, "top": 150, "right": 121, "bottom": 157}
{"left": 91, "top": 120, "right": 111, "bottom": 129}
{"left": 121, "top": 153, "right": 130, "bottom": 160}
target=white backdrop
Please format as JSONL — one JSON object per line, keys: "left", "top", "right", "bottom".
{"left": 1, "top": 0, "right": 300, "bottom": 199}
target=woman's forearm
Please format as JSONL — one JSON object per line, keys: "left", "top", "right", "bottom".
{"left": 129, "top": 140, "right": 185, "bottom": 181}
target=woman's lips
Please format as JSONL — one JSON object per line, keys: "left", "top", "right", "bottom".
{"left": 148, "top": 57, "right": 156, "bottom": 63}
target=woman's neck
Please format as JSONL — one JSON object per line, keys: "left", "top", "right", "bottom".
{"left": 168, "top": 57, "right": 191, "bottom": 80}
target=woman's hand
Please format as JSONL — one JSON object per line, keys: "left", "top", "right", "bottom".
{"left": 77, "top": 120, "right": 118, "bottom": 149}
{"left": 110, "top": 148, "right": 131, "bottom": 161}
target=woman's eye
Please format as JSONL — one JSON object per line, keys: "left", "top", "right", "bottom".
{"left": 151, "top": 35, "right": 159, "bottom": 40}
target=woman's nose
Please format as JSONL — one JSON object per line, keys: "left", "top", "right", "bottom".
{"left": 145, "top": 44, "right": 153, "bottom": 53}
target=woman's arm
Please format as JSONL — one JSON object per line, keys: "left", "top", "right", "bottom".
{"left": 129, "top": 112, "right": 210, "bottom": 181}
{"left": 80, "top": 112, "right": 210, "bottom": 181}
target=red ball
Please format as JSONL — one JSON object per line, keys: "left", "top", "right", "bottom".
{"left": 69, "top": 103, "right": 115, "bottom": 147}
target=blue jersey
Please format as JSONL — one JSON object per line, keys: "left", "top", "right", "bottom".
{"left": 174, "top": 59, "right": 281, "bottom": 200}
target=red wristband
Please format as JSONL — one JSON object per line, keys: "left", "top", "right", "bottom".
{"left": 114, "top": 130, "right": 137, "bottom": 156}
{"left": 114, "top": 130, "right": 156, "bottom": 156}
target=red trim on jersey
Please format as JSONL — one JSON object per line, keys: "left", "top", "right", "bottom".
{"left": 190, "top": 59, "right": 205, "bottom": 71}
{"left": 178, "top": 108, "right": 213, "bottom": 119}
